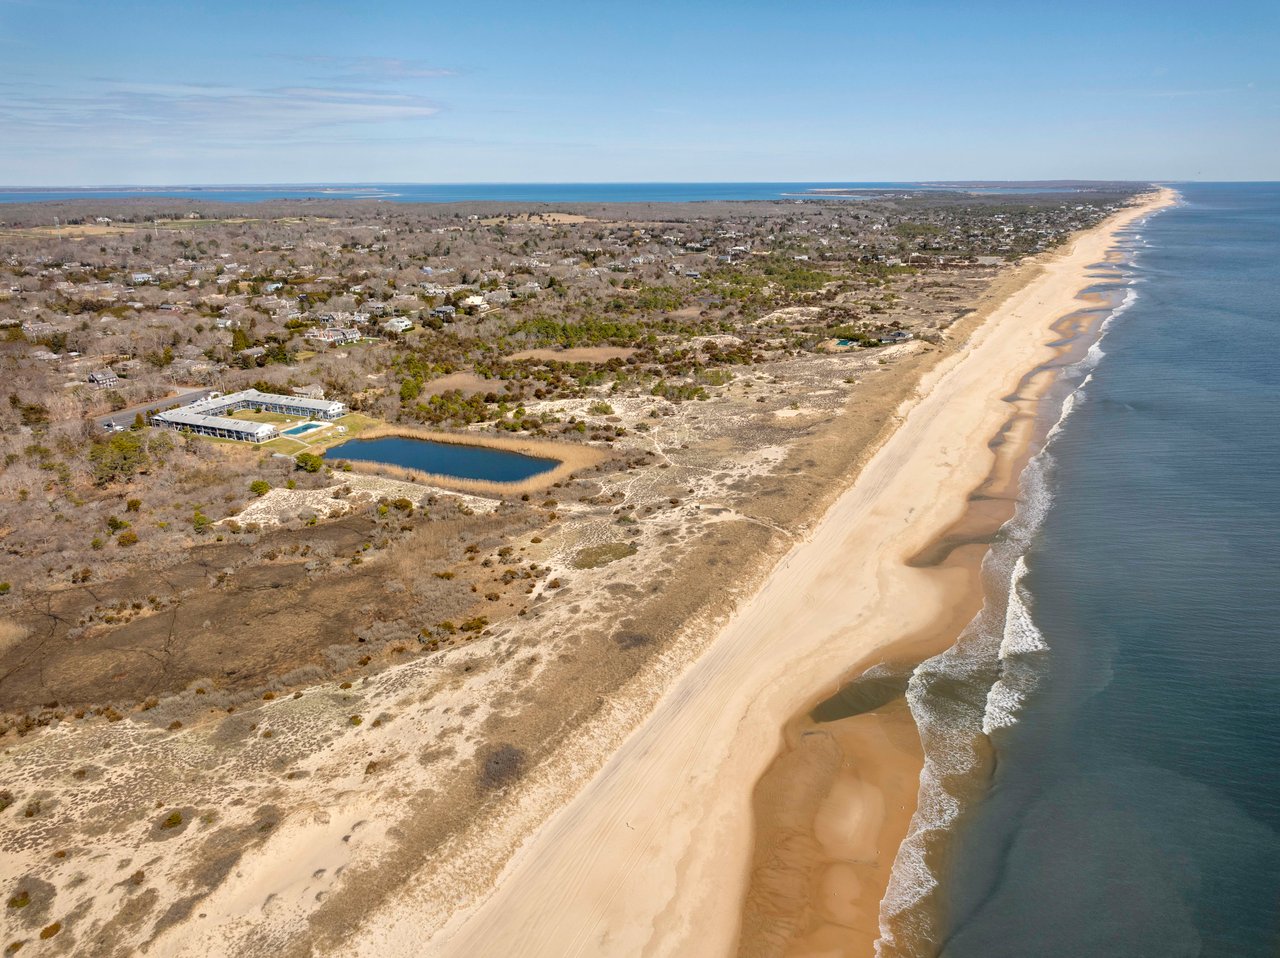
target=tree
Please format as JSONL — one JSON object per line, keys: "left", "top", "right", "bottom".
{"left": 400, "top": 378, "right": 421, "bottom": 403}
{"left": 89, "top": 431, "right": 150, "bottom": 485}
{"left": 249, "top": 479, "right": 271, "bottom": 496}
{"left": 294, "top": 452, "right": 324, "bottom": 473}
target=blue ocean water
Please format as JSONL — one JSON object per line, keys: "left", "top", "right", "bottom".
{"left": 878, "top": 185, "right": 1280, "bottom": 957}
{"left": 0, "top": 182, "right": 1092, "bottom": 205}
{"left": 326, "top": 436, "right": 556, "bottom": 483}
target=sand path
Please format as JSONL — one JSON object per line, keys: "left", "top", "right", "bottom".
{"left": 352, "top": 190, "right": 1174, "bottom": 957}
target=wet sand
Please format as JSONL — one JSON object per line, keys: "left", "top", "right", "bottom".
{"left": 335, "top": 188, "right": 1178, "bottom": 957}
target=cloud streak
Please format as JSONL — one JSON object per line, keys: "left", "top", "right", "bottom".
{"left": 294, "top": 55, "right": 457, "bottom": 82}
{"left": 0, "top": 78, "right": 440, "bottom": 145}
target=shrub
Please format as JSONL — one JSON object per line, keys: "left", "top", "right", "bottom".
{"left": 192, "top": 511, "right": 212, "bottom": 534}
{"left": 294, "top": 452, "right": 324, "bottom": 473}
{"left": 478, "top": 743, "right": 527, "bottom": 791}
{"left": 89, "top": 430, "right": 150, "bottom": 485}
{"left": 126, "top": 498, "right": 142, "bottom": 512}
{"left": 249, "top": 479, "right": 271, "bottom": 497}
{"left": 159, "top": 811, "right": 182, "bottom": 829}
{"left": 106, "top": 515, "right": 129, "bottom": 532}
{"left": 117, "top": 531, "right": 139, "bottom": 547}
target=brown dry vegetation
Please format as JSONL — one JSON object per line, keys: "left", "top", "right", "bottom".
{"left": 0, "top": 189, "right": 1153, "bottom": 957}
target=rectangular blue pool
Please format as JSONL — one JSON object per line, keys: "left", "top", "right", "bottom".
{"left": 281, "top": 421, "right": 325, "bottom": 437}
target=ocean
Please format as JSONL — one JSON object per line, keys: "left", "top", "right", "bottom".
{"left": 876, "top": 183, "right": 1280, "bottom": 956}
{"left": 0, "top": 182, "right": 1096, "bottom": 205}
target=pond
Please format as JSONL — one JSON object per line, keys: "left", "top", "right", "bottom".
{"left": 326, "top": 436, "right": 558, "bottom": 483}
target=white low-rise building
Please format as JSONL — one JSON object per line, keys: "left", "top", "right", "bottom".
{"left": 151, "top": 389, "right": 346, "bottom": 442}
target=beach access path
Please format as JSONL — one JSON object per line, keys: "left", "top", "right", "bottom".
{"left": 351, "top": 189, "right": 1176, "bottom": 958}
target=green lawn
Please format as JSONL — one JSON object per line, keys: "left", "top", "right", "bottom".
{"left": 229, "top": 409, "right": 300, "bottom": 424}
{"left": 260, "top": 436, "right": 308, "bottom": 454}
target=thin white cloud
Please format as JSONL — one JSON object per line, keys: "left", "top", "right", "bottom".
{"left": 1, "top": 79, "right": 440, "bottom": 142}
{"left": 294, "top": 55, "right": 457, "bottom": 81}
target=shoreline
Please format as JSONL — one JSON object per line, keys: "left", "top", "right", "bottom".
{"left": 737, "top": 282, "right": 1147, "bottom": 956}
{"left": 355, "top": 188, "right": 1176, "bottom": 956}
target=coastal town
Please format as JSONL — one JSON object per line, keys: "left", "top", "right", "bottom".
{"left": 0, "top": 187, "right": 1148, "bottom": 956}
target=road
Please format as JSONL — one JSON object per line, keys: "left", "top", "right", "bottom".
{"left": 92, "top": 388, "right": 216, "bottom": 432}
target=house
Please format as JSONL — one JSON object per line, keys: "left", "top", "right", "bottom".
{"left": 430, "top": 305, "right": 456, "bottom": 319}
{"left": 131, "top": 272, "right": 154, "bottom": 285}
{"left": 291, "top": 384, "right": 326, "bottom": 400}
{"left": 305, "top": 327, "right": 361, "bottom": 345}
{"left": 88, "top": 369, "right": 120, "bottom": 389}
{"left": 381, "top": 317, "right": 414, "bottom": 333}
{"left": 878, "top": 330, "right": 913, "bottom": 345}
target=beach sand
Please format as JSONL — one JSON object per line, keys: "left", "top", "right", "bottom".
{"left": 346, "top": 188, "right": 1175, "bottom": 958}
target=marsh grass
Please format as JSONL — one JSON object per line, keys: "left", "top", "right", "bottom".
{"left": 571, "top": 541, "right": 638, "bottom": 569}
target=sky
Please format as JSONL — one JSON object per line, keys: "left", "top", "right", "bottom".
{"left": 0, "top": 0, "right": 1277, "bottom": 185}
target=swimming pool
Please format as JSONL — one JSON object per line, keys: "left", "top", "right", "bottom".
{"left": 281, "top": 421, "right": 325, "bottom": 437}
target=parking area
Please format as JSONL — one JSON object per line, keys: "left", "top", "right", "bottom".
{"left": 93, "top": 389, "right": 218, "bottom": 433}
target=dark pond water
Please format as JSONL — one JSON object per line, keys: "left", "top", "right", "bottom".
{"left": 326, "top": 436, "right": 557, "bottom": 483}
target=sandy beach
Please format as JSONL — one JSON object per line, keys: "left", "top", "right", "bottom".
{"left": 347, "top": 188, "right": 1176, "bottom": 958}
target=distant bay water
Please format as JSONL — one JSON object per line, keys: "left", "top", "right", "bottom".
{"left": 0, "top": 182, "right": 1099, "bottom": 205}
{"left": 876, "top": 183, "right": 1280, "bottom": 957}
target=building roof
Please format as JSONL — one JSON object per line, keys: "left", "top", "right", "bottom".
{"left": 152, "top": 407, "right": 275, "bottom": 439}
{"left": 179, "top": 388, "right": 345, "bottom": 417}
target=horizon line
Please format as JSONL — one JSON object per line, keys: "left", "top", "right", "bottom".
{"left": 0, "top": 178, "right": 1185, "bottom": 191}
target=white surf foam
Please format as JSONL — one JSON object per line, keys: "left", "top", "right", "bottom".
{"left": 997, "top": 557, "right": 1048, "bottom": 658}
{"left": 982, "top": 557, "right": 1049, "bottom": 735}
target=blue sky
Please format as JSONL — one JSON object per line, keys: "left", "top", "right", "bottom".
{"left": 1, "top": 0, "right": 1276, "bottom": 184}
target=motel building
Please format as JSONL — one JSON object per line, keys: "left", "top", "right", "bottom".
{"left": 150, "top": 389, "right": 347, "bottom": 442}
